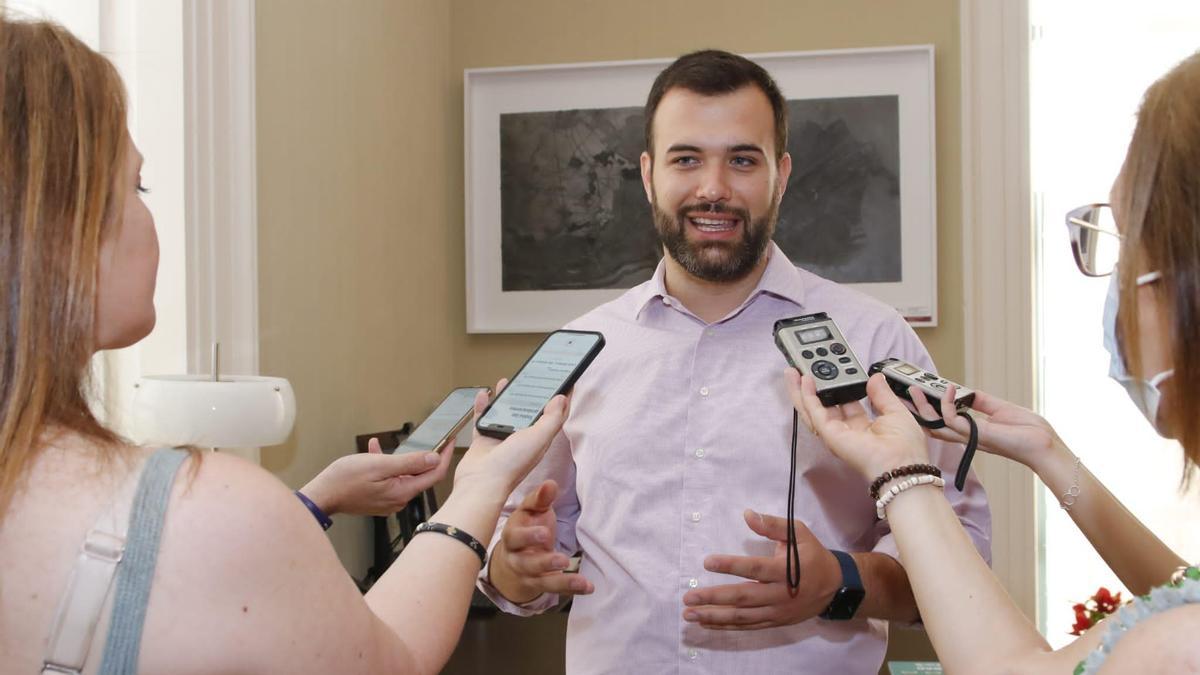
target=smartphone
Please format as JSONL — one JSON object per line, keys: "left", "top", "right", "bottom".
{"left": 476, "top": 330, "right": 605, "bottom": 439}
{"left": 390, "top": 386, "right": 489, "bottom": 454}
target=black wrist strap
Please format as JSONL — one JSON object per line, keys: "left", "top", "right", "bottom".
{"left": 787, "top": 410, "right": 801, "bottom": 591}
{"left": 909, "top": 409, "right": 979, "bottom": 491}
{"left": 414, "top": 521, "right": 487, "bottom": 568}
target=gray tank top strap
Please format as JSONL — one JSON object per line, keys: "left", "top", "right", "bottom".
{"left": 97, "top": 448, "right": 189, "bottom": 675}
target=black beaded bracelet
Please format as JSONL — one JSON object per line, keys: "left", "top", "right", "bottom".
{"left": 413, "top": 521, "right": 487, "bottom": 567}
{"left": 869, "top": 463, "right": 942, "bottom": 501}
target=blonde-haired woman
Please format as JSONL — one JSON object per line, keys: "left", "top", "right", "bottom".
{"left": 0, "top": 16, "right": 563, "bottom": 674}
{"left": 784, "top": 51, "right": 1200, "bottom": 673}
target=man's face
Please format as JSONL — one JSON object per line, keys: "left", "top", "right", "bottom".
{"left": 640, "top": 85, "right": 791, "bottom": 283}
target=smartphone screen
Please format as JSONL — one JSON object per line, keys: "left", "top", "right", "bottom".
{"left": 393, "top": 387, "right": 486, "bottom": 454}
{"left": 477, "top": 330, "right": 604, "bottom": 437}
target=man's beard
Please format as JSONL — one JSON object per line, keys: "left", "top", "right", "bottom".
{"left": 652, "top": 195, "right": 778, "bottom": 283}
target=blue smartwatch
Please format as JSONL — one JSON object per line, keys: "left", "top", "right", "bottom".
{"left": 819, "top": 550, "right": 865, "bottom": 620}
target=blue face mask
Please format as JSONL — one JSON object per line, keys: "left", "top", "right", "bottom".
{"left": 1102, "top": 268, "right": 1174, "bottom": 434}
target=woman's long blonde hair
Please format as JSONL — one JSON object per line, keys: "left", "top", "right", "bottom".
{"left": 1116, "top": 51, "right": 1200, "bottom": 474}
{"left": 0, "top": 16, "right": 129, "bottom": 515}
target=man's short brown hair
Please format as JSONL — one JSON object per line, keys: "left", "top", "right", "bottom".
{"left": 644, "top": 49, "right": 789, "bottom": 161}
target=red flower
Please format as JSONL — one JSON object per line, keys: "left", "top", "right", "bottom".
{"left": 1067, "top": 586, "right": 1128, "bottom": 636}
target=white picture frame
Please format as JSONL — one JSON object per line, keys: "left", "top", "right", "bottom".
{"left": 465, "top": 46, "right": 937, "bottom": 333}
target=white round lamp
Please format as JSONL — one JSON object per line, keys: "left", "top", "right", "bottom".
{"left": 129, "top": 343, "right": 296, "bottom": 449}
{"left": 131, "top": 374, "right": 295, "bottom": 448}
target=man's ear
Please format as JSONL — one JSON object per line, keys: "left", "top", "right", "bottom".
{"left": 775, "top": 152, "right": 793, "bottom": 205}
{"left": 640, "top": 151, "right": 654, "bottom": 204}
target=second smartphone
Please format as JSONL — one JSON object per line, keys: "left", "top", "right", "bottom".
{"left": 391, "top": 386, "right": 490, "bottom": 454}
{"left": 476, "top": 330, "right": 605, "bottom": 439}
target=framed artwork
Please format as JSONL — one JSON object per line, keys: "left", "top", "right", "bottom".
{"left": 465, "top": 46, "right": 937, "bottom": 332}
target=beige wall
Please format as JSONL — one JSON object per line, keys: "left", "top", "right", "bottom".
{"left": 448, "top": 0, "right": 965, "bottom": 387}
{"left": 256, "top": 0, "right": 454, "bottom": 576}
{"left": 256, "top": 0, "right": 962, "bottom": 667}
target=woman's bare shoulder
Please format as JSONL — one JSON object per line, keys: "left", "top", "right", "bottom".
{"left": 139, "top": 451, "right": 402, "bottom": 673}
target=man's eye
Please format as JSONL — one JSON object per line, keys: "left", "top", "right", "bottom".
{"left": 672, "top": 156, "right": 699, "bottom": 166}
{"left": 731, "top": 156, "right": 756, "bottom": 168}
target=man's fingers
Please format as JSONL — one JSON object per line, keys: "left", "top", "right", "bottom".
{"left": 502, "top": 524, "right": 553, "bottom": 551}
{"left": 699, "top": 620, "right": 778, "bottom": 632}
{"left": 682, "top": 581, "right": 779, "bottom": 609}
{"left": 368, "top": 437, "right": 383, "bottom": 454}
{"left": 683, "top": 605, "right": 778, "bottom": 627}
{"left": 517, "top": 479, "right": 559, "bottom": 514}
{"left": 743, "top": 510, "right": 815, "bottom": 548}
{"left": 702, "top": 553, "right": 784, "bottom": 583}
{"left": 525, "top": 571, "right": 595, "bottom": 596}
{"left": 506, "top": 549, "right": 573, "bottom": 576}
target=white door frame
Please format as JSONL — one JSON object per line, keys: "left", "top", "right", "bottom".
{"left": 959, "top": 0, "right": 1038, "bottom": 620}
{"left": 183, "top": 0, "right": 261, "bottom": 462}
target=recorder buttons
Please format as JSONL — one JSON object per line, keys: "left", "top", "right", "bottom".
{"left": 846, "top": 368, "right": 859, "bottom": 375}
{"left": 816, "top": 348, "right": 829, "bottom": 357}
{"left": 838, "top": 357, "right": 852, "bottom": 364}
{"left": 801, "top": 350, "right": 814, "bottom": 360}
{"left": 812, "top": 361, "right": 839, "bottom": 380}
{"left": 830, "top": 343, "right": 847, "bottom": 355}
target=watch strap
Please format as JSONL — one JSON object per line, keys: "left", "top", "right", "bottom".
{"left": 819, "top": 550, "right": 864, "bottom": 620}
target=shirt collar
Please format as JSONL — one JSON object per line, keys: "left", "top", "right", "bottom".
{"left": 632, "top": 242, "right": 807, "bottom": 321}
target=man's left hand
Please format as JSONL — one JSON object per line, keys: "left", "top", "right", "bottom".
{"left": 682, "top": 509, "right": 841, "bottom": 630}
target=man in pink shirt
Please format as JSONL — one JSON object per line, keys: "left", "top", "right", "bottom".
{"left": 478, "top": 49, "right": 990, "bottom": 673}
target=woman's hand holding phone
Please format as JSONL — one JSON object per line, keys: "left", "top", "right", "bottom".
{"left": 454, "top": 379, "right": 570, "bottom": 498}
{"left": 299, "top": 437, "right": 453, "bottom": 517}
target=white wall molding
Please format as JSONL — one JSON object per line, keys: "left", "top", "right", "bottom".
{"left": 959, "top": 0, "right": 1038, "bottom": 619}
{"left": 183, "top": 0, "right": 260, "bottom": 462}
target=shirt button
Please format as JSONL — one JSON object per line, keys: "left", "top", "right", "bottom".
{"left": 662, "top": 297, "right": 672, "bottom": 306}
{"left": 694, "top": 448, "right": 706, "bottom": 458}
{"left": 688, "top": 649, "right": 699, "bottom": 661}
{"left": 699, "top": 386, "right": 709, "bottom": 396}
{"left": 688, "top": 578, "right": 699, "bottom": 588}
{"left": 691, "top": 512, "right": 702, "bottom": 523}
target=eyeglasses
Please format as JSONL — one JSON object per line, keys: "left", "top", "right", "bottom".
{"left": 1066, "top": 203, "right": 1121, "bottom": 277}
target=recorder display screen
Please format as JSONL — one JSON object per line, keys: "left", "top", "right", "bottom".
{"left": 481, "top": 332, "right": 601, "bottom": 431}
{"left": 894, "top": 363, "right": 921, "bottom": 376}
{"left": 797, "top": 326, "right": 832, "bottom": 344}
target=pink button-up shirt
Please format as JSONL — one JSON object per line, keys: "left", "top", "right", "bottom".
{"left": 479, "top": 244, "right": 991, "bottom": 674}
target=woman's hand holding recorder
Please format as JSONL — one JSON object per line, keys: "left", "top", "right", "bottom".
{"left": 908, "top": 385, "right": 1068, "bottom": 473}
{"left": 786, "top": 369, "right": 930, "bottom": 481}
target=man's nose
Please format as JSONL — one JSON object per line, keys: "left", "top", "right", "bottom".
{"left": 695, "top": 166, "right": 731, "bottom": 203}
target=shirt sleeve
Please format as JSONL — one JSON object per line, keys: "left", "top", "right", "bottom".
{"left": 865, "top": 317, "right": 993, "bottom": 567}
{"left": 476, "top": 428, "right": 582, "bottom": 616}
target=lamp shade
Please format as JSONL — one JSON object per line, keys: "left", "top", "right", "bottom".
{"left": 130, "top": 375, "right": 296, "bottom": 448}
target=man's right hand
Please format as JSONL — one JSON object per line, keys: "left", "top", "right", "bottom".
{"left": 486, "top": 479, "right": 594, "bottom": 604}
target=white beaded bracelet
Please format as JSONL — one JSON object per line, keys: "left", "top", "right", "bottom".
{"left": 875, "top": 474, "right": 946, "bottom": 520}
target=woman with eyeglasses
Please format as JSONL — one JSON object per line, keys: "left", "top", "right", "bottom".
{"left": 0, "top": 15, "right": 569, "bottom": 674}
{"left": 787, "top": 52, "right": 1200, "bottom": 672}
